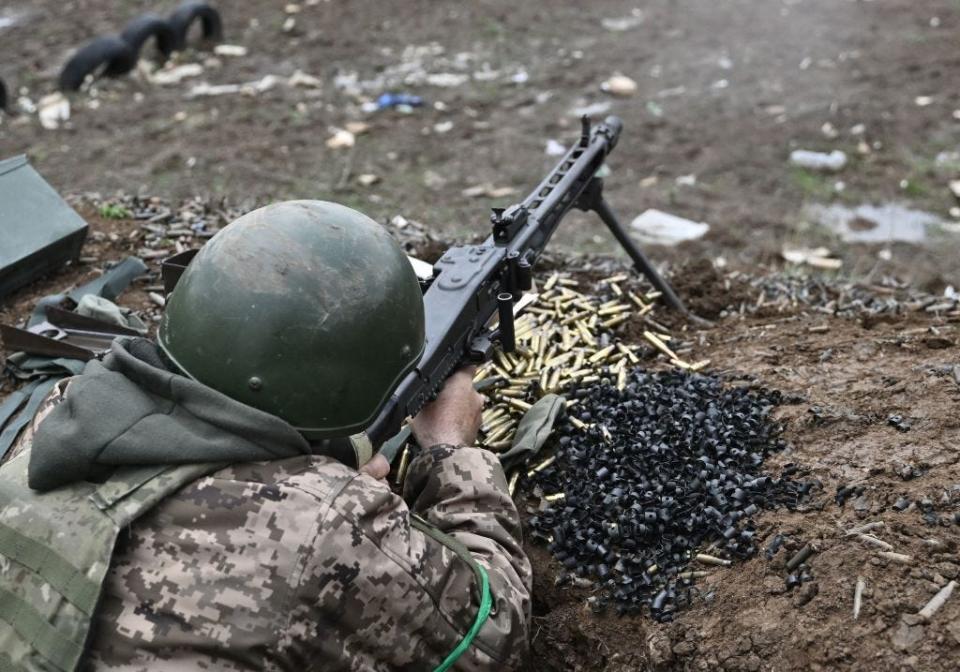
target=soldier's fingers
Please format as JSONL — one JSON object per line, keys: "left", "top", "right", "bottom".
{"left": 360, "top": 454, "right": 390, "bottom": 481}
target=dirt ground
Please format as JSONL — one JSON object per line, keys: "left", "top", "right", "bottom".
{"left": 2, "top": 0, "right": 960, "bottom": 286}
{"left": 2, "top": 1, "right": 960, "bottom": 670}
{"left": 3, "top": 207, "right": 959, "bottom": 671}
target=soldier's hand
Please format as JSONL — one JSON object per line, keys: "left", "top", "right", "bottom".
{"left": 410, "top": 366, "right": 484, "bottom": 448}
{"left": 360, "top": 454, "right": 390, "bottom": 481}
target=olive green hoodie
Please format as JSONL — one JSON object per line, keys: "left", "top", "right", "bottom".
{"left": 29, "top": 338, "right": 311, "bottom": 491}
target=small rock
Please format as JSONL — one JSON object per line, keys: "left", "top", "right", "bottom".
{"left": 325, "top": 128, "right": 355, "bottom": 149}
{"left": 949, "top": 180, "right": 960, "bottom": 201}
{"left": 601, "top": 74, "right": 638, "bottom": 97}
{"left": 647, "top": 631, "right": 674, "bottom": 669}
{"left": 433, "top": 120, "right": 453, "bottom": 134}
{"left": 282, "top": 17, "right": 296, "bottom": 32}
{"left": 764, "top": 575, "right": 787, "bottom": 594}
{"left": 795, "top": 582, "right": 819, "bottom": 606}
{"left": 946, "top": 619, "right": 960, "bottom": 645}
{"left": 915, "top": 96, "right": 934, "bottom": 107}
{"left": 891, "top": 620, "right": 924, "bottom": 651}
{"left": 356, "top": 174, "right": 379, "bottom": 187}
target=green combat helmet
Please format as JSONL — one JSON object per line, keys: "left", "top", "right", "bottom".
{"left": 158, "top": 200, "right": 425, "bottom": 440}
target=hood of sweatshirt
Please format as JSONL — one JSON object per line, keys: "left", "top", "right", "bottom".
{"left": 29, "top": 338, "right": 311, "bottom": 492}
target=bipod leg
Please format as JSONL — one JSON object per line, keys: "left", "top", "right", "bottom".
{"left": 592, "top": 197, "right": 694, "bottom": 316}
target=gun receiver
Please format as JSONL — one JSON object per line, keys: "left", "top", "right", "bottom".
{"left": 369, "top": 116, "right": 693, "bottom": 459}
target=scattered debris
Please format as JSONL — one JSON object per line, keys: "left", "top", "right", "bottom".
{"left": 150, "top": 63, "right": 204, "bottom": 85}
{"left": 325, "top": 128, "right": 355, "bottom": 149}
{"left": 629, "top": 209, "right": 710, "bottom": 246}
{"left": 461, "top": 184, "right": 518, "bottom": 199}
{"left": 601, "top": 74, "right": 638, "bottom": 97}
{"left": 888, "top": 414, "right": 912, "bottom": 432}
{"left": 569, "top": 100, "right": 612, "bottom": 117}
{"left": 37, "top": 93, "right": 70, "bottom": 130}
{"left": 545, "top": 139, "right": 566, "bottom": 156}
{"left": 781, "top": 247, "right": 842, "bottom": 270}
{"left": 288, "top": 69, "right": 321, "bottom": 88}
{"left": 789, "top": 149, "right": 848, "bottom": 172}
{"left": 853, "top": 576, "right": 866, "bottom": 619}
{"left": 601, "top": 10, "right": 644, "bottom": 32}
{"left": 804, "top": 203, "right": 941, "bottom": 244}
{"left": 369, "top": 92, "right": 425, "bottom": 112}
{"left": 213, "top": 44, "right": 247, "bottom": 57}
{"left": 917, "top": 580, "right": 956, "bottom": 621}
{"left": 188, "top": 74, "right": 279, "bottom": 97}
{"left": 949, "top": 180, "right": 960, "bottom": 201}
{"left": 425, "top": 72, "right": 469, "bottom": 88}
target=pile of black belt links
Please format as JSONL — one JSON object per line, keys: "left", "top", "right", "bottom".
{"left": 527, "top": 368, "right": 812, "bottom": 621}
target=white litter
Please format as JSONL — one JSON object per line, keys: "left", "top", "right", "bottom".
{"left": 545, "top": 139, "right": 566, "bottom": 156}
{"left": 629, "top": 209, "right": 709, "bottom": 246}
{"left": 152, "top": 64, "right": 205, "bottom": 86}
{"left": 288, "top": 70, "right": 321, "bottom": 88}
{"left": 782, "top": 247, "right": 842, "bottom": 270}
{"left": 214, "top": 44, "right": 248, "bottom": 57}
{"left": 426, "top": 73, "right": 469, "bottom": 87}
{"left": 37, "top": 93, "right": 70, "bottom": 130}
{"left": 789, "top": 149, "right": 847, "bottom": 172}
{"left": 601, "top": 10, "right": 644, "bottom": 32}
{"left": 325, "top": 128, "right": 356, "bottom": 149}
{"left": 601, "top": 74, "right": 638, "bottom": 97}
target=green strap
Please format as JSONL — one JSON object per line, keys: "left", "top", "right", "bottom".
{"left": 0, "top": 523, "right": 101, "bottom": 615}
{"left": 0, "top": 378, "right": 59, "bottom": 461}
{"left": 0, "top": 586, "right": 82, "bottom": 672}
{"left": 410, "top": 516, "right": 493, "bottom": 672}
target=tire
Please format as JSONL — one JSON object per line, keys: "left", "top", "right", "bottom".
{"left": 119, "top": 14, "right": 176, "bottom": 70}
{"left": 168, "top": 2, "right": 223, "bottom": 51}
{"left": 59, "top": 35, "right": 137, "bottom": 91}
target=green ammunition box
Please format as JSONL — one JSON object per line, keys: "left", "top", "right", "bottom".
{"left": 0, "top": 155, "right": 89, "bottom": 301}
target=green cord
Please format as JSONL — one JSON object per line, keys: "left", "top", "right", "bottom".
{"left": 432, "top": 563, "right": 492, "bottom": 672}
{"left": 410, "top": 515, "right": 494, "bottom": 671}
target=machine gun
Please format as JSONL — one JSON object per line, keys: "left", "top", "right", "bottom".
{"left": 368, "top": 115, "right": 693, "bottom": 458}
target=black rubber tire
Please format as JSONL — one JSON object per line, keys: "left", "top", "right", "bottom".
{"left": 168, "top": 2, "right": 223, "bottom": 51}
{"left": 0, "top": 78, "right": 6, "bottom": 112}
{"left": 58, "top": 35, "right": 137, "bottom": 91}
{"left": 119, "top": 14, "right": 176, "bottom": 70}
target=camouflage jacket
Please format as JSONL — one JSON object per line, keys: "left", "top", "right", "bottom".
{"left": 9, "top": 388, "right": 532, "bottom": 671}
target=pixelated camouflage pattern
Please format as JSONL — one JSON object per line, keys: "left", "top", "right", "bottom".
{"left": 6, "top": 379, "right": 69, "bottom": 463}
{"left": 0, "top": 383, "right": 222, "bottom": 672}
{"left": 2, "top": 381, "right": 531, "bottom": 670}
{"left": 82, "top": 444, "right": 531, "bottom": 670}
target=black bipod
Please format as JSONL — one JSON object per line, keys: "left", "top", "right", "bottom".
{"left": 575, "top": 174, "right": 712, "bottom": 327}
